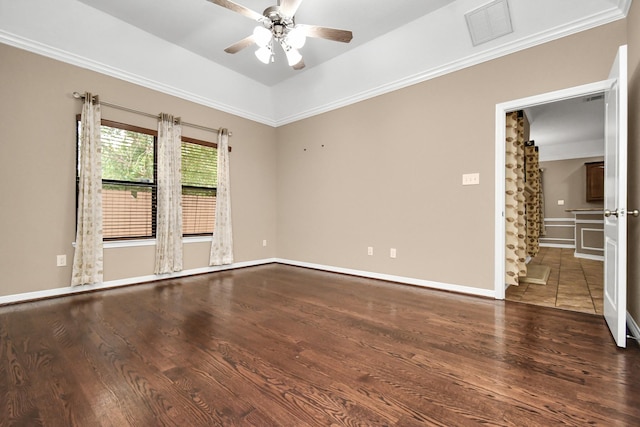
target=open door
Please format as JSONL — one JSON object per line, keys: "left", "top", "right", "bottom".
{"left": 603, "top": 45, "right": 628, "bottom": 348}
{"left": 495, "top": 45, "right": 630, "bottom": 348}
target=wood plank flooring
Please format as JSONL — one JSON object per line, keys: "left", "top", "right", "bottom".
{"left": 1, "top": 264, "right": 639, "bottom": 426}
{"left": 506, "top": 247, "right": 604, "bottom": 314}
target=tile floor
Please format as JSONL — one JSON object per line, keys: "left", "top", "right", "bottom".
{"left": 506, "top": 246, "right": 604, "bottom": 315}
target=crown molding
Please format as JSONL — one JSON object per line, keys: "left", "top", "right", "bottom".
{"left": 0, "top": 2, "right": 628, "bottom": 128}
{"left": 273, "top": 5, "right": 628, "bottom": 126}
{"left": 0, "top": 30, "right": 278, "bottom": 127}
{"left": 618, "top": 0, "right": 633, "bottom": 16}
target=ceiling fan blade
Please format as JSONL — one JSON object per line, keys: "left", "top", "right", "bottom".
{"left": 297, "top": 25, "right": 353, "bottom": 43}
{"left": 224, "top": 35, "right": 256, "bottom": 54}
{"left": 207, "top": 0, "right": 263, "bottom": 21}
{"left": 279, "top": 0, "right": 304, "bottom": 18}
{"left": 292, "top": 58, "right": 305, "bottom": 70}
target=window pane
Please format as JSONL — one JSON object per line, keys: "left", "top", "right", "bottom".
{"left": 182, "top": 142, "right": 217, "bottom": 188}
{"left": 101, "top": 126, "right": 154, "bottom": 183}
{"left": 102, "top": 183, "right": 154, "bottom": 239}
{"left": 182, "top": 187, "right": 216, "bottom": 235}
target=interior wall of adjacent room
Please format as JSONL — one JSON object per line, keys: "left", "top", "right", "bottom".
{"left": 0, "top": 43, "right": 278, "bottom": 298}
{"left": 626, "top": 0, "right": 640, "bottom": 329}
{"left": 540, "top": 156, "right": 605, "bottom": 218}
{"left": 275, "top": 20, "right": 626, "bottom": 292}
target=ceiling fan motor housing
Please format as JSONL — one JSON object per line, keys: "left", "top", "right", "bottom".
{"left": 262, "top": 6, "right": 295, "bottom": 40}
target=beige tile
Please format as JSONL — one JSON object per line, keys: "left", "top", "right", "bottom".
{"left": 506, "top": 247, "right": 603, "bottom": 315}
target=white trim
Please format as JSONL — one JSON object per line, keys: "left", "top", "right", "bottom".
{"left": 627, "top": 312, "right": 640, "bottom": 348}
{"left": 0, "top": 30, "right": 277, "bottom": 127}
{"left": 495, "top": 79, "right": 612, "bottom": 300}
{"left": 581, "top": 228, "right": 605, "bottom": 252}
{"left": 541, "top": 238, "right": 575, "bottom": 242}
{"left": 544, "top": 224, "right": 575, "bottom": 228}
{"left": 576, "top": 220, "right": 605, "bottom": 224}
{"left": 0, "top": 4, "right": 628, "bottom": 127}
{"left": 545, "top": 217, "right": 576, "bottom": 222}
{"left": 275, "top": 258, "right": 495, "bottom": 299}
{"left": 183, "top": 236, "right": 213, "bottom": 244}
{"left": 574, "top": 252, "right": 604, "bottom": 261}
{"left": 1, "top": 258, "right": 497, "bottom": 305}
{"left": 0, "top": 258, "right": 277, "bottom": 306}
{"left": 275, "top": 6, "right": 628, "bottom": 127}
{"left": 75, "top": 235, "right": 213, "bottom": 249}
{"left": 540, "top": 243, "right": 576, "bottom": 249}
{"left": 619, "top": 0, "right": 633, "bottom": 16}
{"left": 103, "top": 239, "right": 155, "bottom": 249}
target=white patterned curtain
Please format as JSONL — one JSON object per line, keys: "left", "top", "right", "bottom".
{"left": 155, "top": 113, "right": 183, "bottom": 274}
{"left": 525, "top": 143, "right": 541, "bottom": 257}
{"left": 505, "top": 112, "right": 527, "bottom": 287}
{"left": 72, "top": 93, "right": 104, "bottom": 286}
{"left": 210, "top": 128, "right": 234, "bottom": 266}
{"left": 539, "top": 168, "right": 546, "bottom": 236}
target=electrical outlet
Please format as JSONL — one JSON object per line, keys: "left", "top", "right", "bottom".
{"left": 367, "top": 247, "right": 373, "bottom": 256}
{"left": 558, "top": 200, "right": 565, "bottom": 206}
{"left": 262, "top": 239, "right": 267, "bottom": 247}
{"left": 390, "top": 248, "right": 397, "bottom": 258}
{"left": 56, "top": 254, "right": 66, "bottom": 267}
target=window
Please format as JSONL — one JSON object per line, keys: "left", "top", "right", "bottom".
{"left": 181, "top": 137, "right": 217, "bottom": 235}
{"left": 77, "top": 118, "right": 218, "bottom": 240}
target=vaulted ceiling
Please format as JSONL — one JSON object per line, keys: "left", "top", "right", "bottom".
{"left": 0, "top": 0, "right": 631, "bottom": 126}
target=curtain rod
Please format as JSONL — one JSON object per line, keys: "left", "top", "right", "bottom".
{"left": 72, "top": 92, "right": 232, "bottom": 137}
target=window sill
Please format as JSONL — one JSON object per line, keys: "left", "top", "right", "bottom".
{"left": 72, "top": 236, "right": 212, "bottom": 249}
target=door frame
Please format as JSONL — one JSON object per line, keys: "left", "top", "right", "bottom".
{"left": 494, "top": 80, "right": 613, "bottom": 300}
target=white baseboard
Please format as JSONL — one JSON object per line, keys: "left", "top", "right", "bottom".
{"left": 0, "top": 257, "right": 499, "bottom": 306}
{"left": 0, "top": 258, "right": 277, "bottom": 306}
{"left": 274, "top": 258, "right": 496, "bottom": 299}
{"left": 627, "top": 312, "right": 640, "bottom": 348}
{"left": 574, "top": 253, "right": 604, "bottom": 261}
{"left": 540, "top": 243, "right": 576, "bottom": 249}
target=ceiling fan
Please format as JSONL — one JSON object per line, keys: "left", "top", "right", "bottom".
{"left": 207, "top": 0, "right": 353, "bottom": 70}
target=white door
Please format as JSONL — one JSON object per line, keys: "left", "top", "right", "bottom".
{"left": 603, "top": 45, "right": 628, "bottom": 348}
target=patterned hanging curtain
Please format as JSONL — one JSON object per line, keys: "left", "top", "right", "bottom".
{"left": 525, "top": 142, "right": 541, "bottom": 257}
{"left": 154, "top": 113, "right": 183, "bottom": 274}
{"left": 72, "top": 93, "right": 104, "bottom": 286}
{"left": 539, "top": 168, "right": 546, "bottom": 236}
{"left": 210, "top": 128, "right": 234, "bottom": 266}
{"left": 505, "top": 112, "right": 527, "bottom": 287}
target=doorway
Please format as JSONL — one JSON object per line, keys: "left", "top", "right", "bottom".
{"left": 493, "top": 79, "right": 612, "bottom": 301}
{"left": 495, "top": 45, "right": 628, "bottom": 347}
{"left": 503, "top": 96, "right": 606, "bottom": 314}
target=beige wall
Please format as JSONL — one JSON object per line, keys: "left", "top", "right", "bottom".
{"left": 540, "top": 156, "right": 605, "bottom": 219}
{"left": 627, "top": 1, "right": 640, "bottom": 327}
{"left": 0, "top": 44, "right": 278, "bottom": 297}
{"left": 0, "top": 17, "right": 634, "bottom": 305}
{"left": 276, "top": 21, "right": 626, "bottom": 291}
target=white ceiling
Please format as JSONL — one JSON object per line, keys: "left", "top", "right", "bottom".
{"left": 0, "top": 0, "right": 631, "bottom": 127}
{"left": 525, "top": 95, "right": 606, "bottom": 162}
{"left": 77, "top": 0, "right": 457, "bottom": 86}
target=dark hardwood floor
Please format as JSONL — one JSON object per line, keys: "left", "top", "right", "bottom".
{"left": 1, "top": 264, "right": 639, "bottom": 426}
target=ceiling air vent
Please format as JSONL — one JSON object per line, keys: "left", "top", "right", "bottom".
{"left": 465, "top": 0, "right": 513, "bottom": 46}
{"left": 584, "top": 94, "right": 604, "bottom": 103}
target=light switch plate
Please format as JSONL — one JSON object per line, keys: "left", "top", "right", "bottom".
{"left": 462, "top": 173, "right": 480, "bottom": 185}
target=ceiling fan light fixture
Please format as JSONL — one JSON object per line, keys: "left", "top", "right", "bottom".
{"left": 252, "top": 25, "right": 272, "bottom": 47}
{"left": 255, "top": 45, "right": 273, "bottom": 64}
{"left": 284, "top": 46, "right": 302, "bottom": 67}
{"left": 286, "top": 26, "right": 306, "bottom": 49}
{"left": 209, "top": 0, "right": 353, "bottom": 71}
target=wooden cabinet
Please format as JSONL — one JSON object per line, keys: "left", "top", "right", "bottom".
{"left": 585, "top": 161, "right": 604, "bottom": 202}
